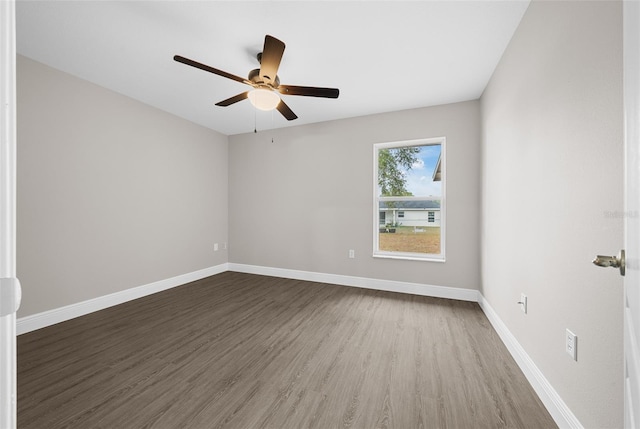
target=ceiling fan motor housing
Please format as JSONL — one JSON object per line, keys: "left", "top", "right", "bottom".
{"left": 248, "top": 68, "right": 280, "bottom": 88}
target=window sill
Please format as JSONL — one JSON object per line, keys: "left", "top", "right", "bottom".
{"left": 373, "top": 252, "right": 446, "bottom": 263}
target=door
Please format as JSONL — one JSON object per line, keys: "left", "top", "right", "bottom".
{"left": 624, "top": 1, "right": 640, "bottom": 427}
{"left": 0, "top": 1, "right": 19, "bottom": 428}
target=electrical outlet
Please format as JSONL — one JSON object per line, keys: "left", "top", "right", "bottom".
{"left": 214, "top": 243, "right": 219, "bottom": 251}
{"left": 566, "top": 329, "right": 577, "bottom": 361}
{"left": 349, "top": 249, "right": 355, "bottom": 259}
{"left": 222, "top": 242, "right": 227, "bottom": 250}
{"left": 519, "top": 293, "right": 528, "bottom": 314}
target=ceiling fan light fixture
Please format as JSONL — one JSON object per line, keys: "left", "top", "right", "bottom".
{"left": 248, "top": 88, "right": 280, "bottom": 111}
{"left": 175, "top": 35, "right": 339, "bottom": 122}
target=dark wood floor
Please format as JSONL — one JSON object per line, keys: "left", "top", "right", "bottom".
{"left": 18, "top": 272, "right": 557, "bottom": 428}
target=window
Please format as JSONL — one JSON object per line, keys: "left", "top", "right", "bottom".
{"left": 373, "top": 138, "right": 445, "bottom": 261}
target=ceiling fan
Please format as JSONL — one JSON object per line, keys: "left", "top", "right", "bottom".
{"left": 174, "top": 35, "right": 340, "bottom": 121}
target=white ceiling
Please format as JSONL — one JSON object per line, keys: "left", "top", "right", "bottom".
{"left": 16, "top": 1, "right": 530, "bottom": 136}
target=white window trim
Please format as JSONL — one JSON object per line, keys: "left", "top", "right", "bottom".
{"left": 373, "top": 137, "right": 446, "bottom": 262}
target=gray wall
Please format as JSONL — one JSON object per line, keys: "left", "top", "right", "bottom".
{"left": 228, "top": 101, "right": 481, "bottom": 290}
{"left": 480, "top": 1, "right": 623, "bottom": 428}
{"left": 17, "top": 55, "right": 229, "bottom": 317}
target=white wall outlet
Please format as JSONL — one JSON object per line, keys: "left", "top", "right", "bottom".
{"left": 519, "top": 293, "right": 528, "bottom": 314}
{"left": 214, "top": 243, "right": 219, "bottom": 251}
{"left": 222, "top": 242, "right": 227, "bottom": 250}
{"left": 566, "top": 329, "right": 577, "bottom": 361}
{"left": 349, "top": 249, "right": 355, "bottom": 259}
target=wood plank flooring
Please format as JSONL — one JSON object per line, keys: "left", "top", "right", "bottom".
{"left": 18, "top": 272, "right": 557, "bottom": 428}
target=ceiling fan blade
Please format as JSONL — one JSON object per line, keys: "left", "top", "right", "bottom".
{"left": 259, "top": 35, "right": 285, "bottom": 85}
{"left": 215, "top": 92, "right": 249, "bottom": 107}
{"left": 174, "top": 55, "right": 249, "bottom": 85}
{"left": 278, "top": 85, "right": 339, "bottom": 99}
{"left": 276, "top": 99, "right": 298, "bottom": 121}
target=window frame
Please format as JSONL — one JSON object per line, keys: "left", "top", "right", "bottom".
{"left": 373, "top": 137, "right": 446, "bottom": 262}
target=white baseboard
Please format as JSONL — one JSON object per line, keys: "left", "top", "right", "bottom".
{"left": 478, "top": 296, "right": 583, "bottom": 429}
{"left": 17, "top": 263, "right": 229, "bottom": 335}
{"left": 227, "top": 263, "right": 481, "bottom": 302}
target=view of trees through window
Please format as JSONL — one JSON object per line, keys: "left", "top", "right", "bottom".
{"left": 374, "top": 139, "right": 444, "bottom": 260}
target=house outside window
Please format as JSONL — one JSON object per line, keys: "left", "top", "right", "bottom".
{"left": 374, "top": 138, "right": 445, "bottom": 261}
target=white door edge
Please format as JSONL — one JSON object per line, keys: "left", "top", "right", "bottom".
{"left": 0, "top": 1, "right": 18, "bottom": 428}
{"left": 624, "top": 0, "right": 640, "bottom": 427}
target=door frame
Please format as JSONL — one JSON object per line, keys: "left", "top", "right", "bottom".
{"left": 0, "top": 0, "right": 18, "bottom": 428}
{"left": 624, "top": 0, "right": 640, "bottom": 427}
